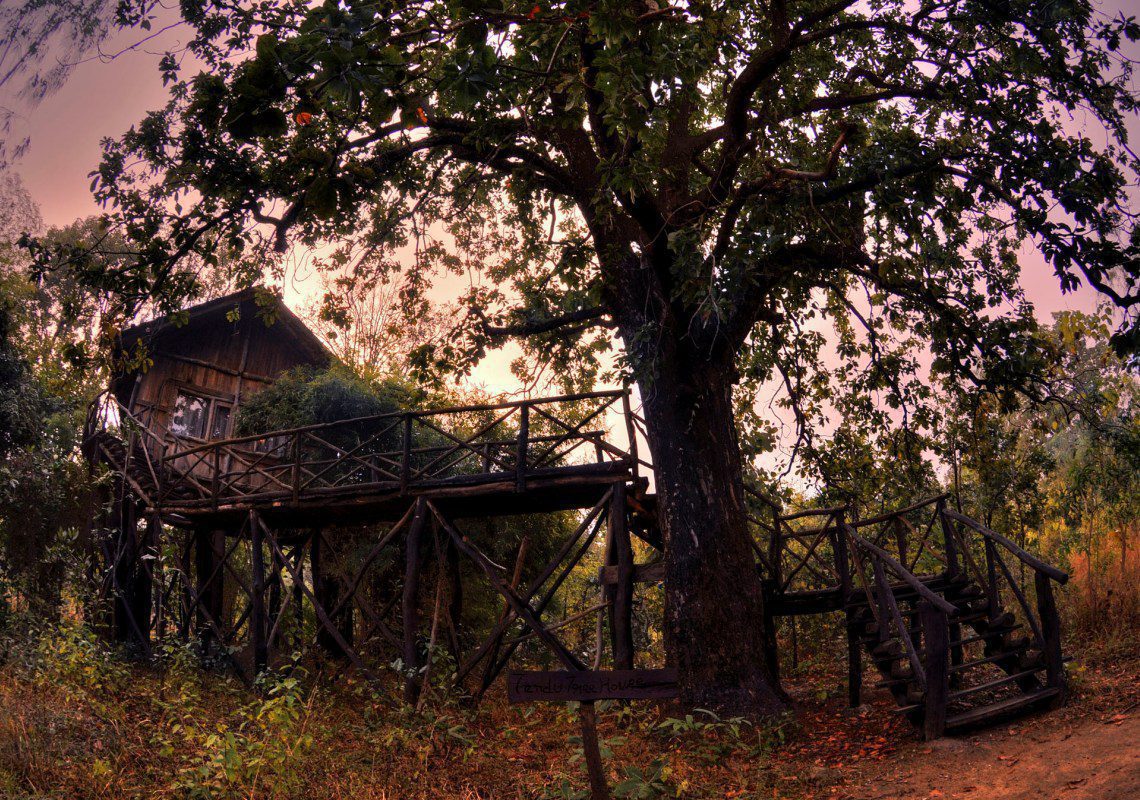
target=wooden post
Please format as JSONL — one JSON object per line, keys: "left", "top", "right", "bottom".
{"left": 920, "top": 601, "right": 949, "bottom": 740}
{"left": 606, "top": 482, "right": 634, "bottom": 671}
{"left": 761, "top": 600, "right": 781, "bottom": 685}
{"left": 479, "top": 535, "right": 530, "bottom": 696}
{"left": 768, "top": 506, "right": 782, "bottom": 591}
{"left": 311, "top": 530, "right": 354, "bottom": 658}
{"left": 835, "top": 515, "right": 861, "bottom": 707}
{"left": 403, "top": 498, "right": 428, "bottom": 704}
{"left": 194, "top": 528, "right": 226, "bottom": 655}
{"left": 1035, "top": 572, "right": 1065, "bottom": 694}
{"left": 400, "top": 413, "right": 413, "bottom": 493}
{"left": 267, "top": 544, "right": 283, "bottom": 649}
{"left": 211, "top": 445, "right": 220, "bottom": 512}
{"left": 148, "top": 514, "right": 165, "bottom": 641}
{"left": 110, "top": 496, "right": 134, "bottom": 643}
{"left": 250, "top": 511, "right": 268, "bottom": 675}
{"left": 984, "top": 538, "right": 1001, "bottom": 622}
{"left": 515, "top": 403, "right": 529, "bottom": 493}
{"left": 937, "top": 500, "right": 961, "bottom": 579}
{"left": 621, "top": 391, "right": 638, "bottom": 479}
{"left": 445, "top": 532, "right": 464, "bottom": 664}
{"left": 579, "top": 701, "right": 612, "bottom": 800}
{"left": 178, "top": 529, "right": 193, "bottom": 642}
{"left": 291, "top": 435, "right": 302, "bottom": 504}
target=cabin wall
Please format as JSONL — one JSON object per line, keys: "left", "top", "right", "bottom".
{"left": 123, "top": 312, "right": 321, "bottom": 445}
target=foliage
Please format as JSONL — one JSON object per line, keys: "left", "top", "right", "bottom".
{"left": 0, "top": 212, "right": 107, "bottom": 619}
{"left": 152, "top": 646, "right": 317, "bottom": 799}
{"left": 305, "top": 267, "right": 451, "bottom": 382}
{"left": 234, "top": 363, "right": 422, "bottom": 434}
{"left": 32, "top": 0, "right": 1133, "bottom": 397}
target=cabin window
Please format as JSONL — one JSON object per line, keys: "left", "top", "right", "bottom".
{"left": 172, "top": 392, "right": 233, "bottom": 441}
{"left": 210, "top": 404, "right": 232, "bottom": 439}
{"left": 171, "top": 392, "right": 209, "bottom": 439}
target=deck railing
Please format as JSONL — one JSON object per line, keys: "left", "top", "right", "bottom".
{"left": 87, "top": 389, "right": 639, "bottom": 511}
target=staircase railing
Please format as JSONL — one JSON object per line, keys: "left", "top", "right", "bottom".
{"left": 939, "top": 507, "right": 1068, "bottom": 693}
{"left": 83, "top": 391, "right": 170, "bottom": 508}
{"left": 845, "top": 525, "right": 956, "bottom": 737}
{"left": 744, "top": 487, "right": 849, "bottom": 596}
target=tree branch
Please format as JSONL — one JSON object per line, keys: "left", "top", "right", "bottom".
{"left": 472, "top": 305, "right": 612, "bottom": 338}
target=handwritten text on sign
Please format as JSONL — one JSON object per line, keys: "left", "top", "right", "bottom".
{"left": 507, "top": 669, "right": 679, "bottom": 703}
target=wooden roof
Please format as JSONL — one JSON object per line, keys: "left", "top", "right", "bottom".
{"left": 116, "top": 287, "right": 332, "bottom": 365}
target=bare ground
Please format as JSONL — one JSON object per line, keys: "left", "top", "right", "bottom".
{"left": 769, "top": 643, "right": 1140, "bottom": 800}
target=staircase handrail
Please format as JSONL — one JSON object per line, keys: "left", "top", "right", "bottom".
{"left": 848, "top": 493, "right": 950, "bottom": 529}
{"left": 846, "top": 528, "right": 957, "bottom": 615}
{"left": 942, "top": 509, "right": 1068, "bottom": 584}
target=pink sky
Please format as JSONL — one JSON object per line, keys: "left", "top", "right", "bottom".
{"left": 13, "top": 19, "right": 1109, "bottom": 305}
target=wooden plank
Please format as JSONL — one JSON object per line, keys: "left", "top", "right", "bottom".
{"left": 598, "top": 561, "right": 666, "bottom": 585}
{"left": 507, "top": 669, "right": 679, "bottom": 703}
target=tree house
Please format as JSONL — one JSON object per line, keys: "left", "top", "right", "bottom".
{"left": 109, "top": 287, "right": 330, "bottom": 447}
{"left": 82, "top": 290, "right": 1070, "bottom": 739}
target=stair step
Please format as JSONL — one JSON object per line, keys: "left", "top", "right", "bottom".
{"left": 949, "top": 668, "right": 1042, "bottom": 700}
{"left": 950, "top": 646, "right": 1028, "bottom": 674}
{"left": 945, "top": 687, "right": 1062, "bottom": 731}
{"left": 951, "top": 625, "right": 1023, "bottom": 648}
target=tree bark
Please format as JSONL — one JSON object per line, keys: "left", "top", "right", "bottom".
{"left": 635, "top": 351, "right": 788, "bottom": 714}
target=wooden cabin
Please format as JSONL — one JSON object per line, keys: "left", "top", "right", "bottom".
{"left": 111, "top": 287, "right": 331, "bottom": 447}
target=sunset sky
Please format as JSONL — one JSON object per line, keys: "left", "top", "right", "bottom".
{"left": 13, "top": 14, "right": 1122, "bottom": 314}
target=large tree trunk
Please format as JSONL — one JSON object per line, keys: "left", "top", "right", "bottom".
{"left": 636, "top": 353, "right": 787, "bottom": 714}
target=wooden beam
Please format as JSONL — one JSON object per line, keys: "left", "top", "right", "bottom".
{"left": 507, "top": 669, "right": 679, "bottom": 702}
{"left": 250, "top": 511, "right": 268, "bottom": 675}
{"left": 607, "top": 481, "right": 634, "bottom": 671}
{"left": 431, "top": 502, "right": 585, "bottom": 672}
{"left": 598, "top": 561, "right": 665, "bottom": 585}
{"left": 403, "top": 498, "right": 428, "bottom": 704}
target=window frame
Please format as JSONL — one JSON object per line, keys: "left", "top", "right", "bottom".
{"left": 169, "top": 386, "right": 236, "bottom": 443}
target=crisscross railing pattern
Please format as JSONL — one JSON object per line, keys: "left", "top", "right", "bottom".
{"left": 147, "top": 390, "right": 635, "bottom": 509}
{"left": 746, "top": 490, "right": 849, "bottom": 595}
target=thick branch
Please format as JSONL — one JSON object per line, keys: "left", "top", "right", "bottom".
{"left": 473, "top": 305, "right": 612, "bottom": 338}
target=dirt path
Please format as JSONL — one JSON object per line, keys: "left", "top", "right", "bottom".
{"left": 843, "top": 708, "right": 1139, "bottom": 800}
{"left": 769, "top": 649, "right": 1140, "bottom": 800}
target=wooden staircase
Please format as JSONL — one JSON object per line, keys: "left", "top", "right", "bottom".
{"left": 850, "top": 573, "right": 1063, "bottom": 735}
{"left": 83, "top": 403, "right": 198, "bottom": 509}
{"left": 751, "top": 492, "right": 1069, "bottom": 739}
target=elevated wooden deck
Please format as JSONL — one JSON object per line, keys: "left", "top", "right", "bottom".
{"left": 87, "top": 389, "right": 648, "bottom": 526}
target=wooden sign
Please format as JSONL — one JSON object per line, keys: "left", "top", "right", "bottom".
{"left": 507, "top": 668, "right": 678, "bottom": 703}
{"left": 598, "top": 561, "right": 666, "bottom": 585}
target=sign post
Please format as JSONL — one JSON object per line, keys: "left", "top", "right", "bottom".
{"left": 508, "top": 669, "right": 679, "bottom": 799}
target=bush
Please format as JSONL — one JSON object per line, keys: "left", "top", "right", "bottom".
{"left": 234, "top": 365, "right": 421, "bottom": 435}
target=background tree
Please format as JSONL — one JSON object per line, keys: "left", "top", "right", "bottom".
{"left": 306, "top": 267, "right": 451, "bottom": 383}
{"left": 39, "top": 0, "right": 1140, "bottom": 711}
{"left": 0, "top": 1, "right": 157, "bottom": 166}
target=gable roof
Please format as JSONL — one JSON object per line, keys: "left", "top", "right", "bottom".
{"left": 116, "top": 286, "right": 332, "bottom": 365}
